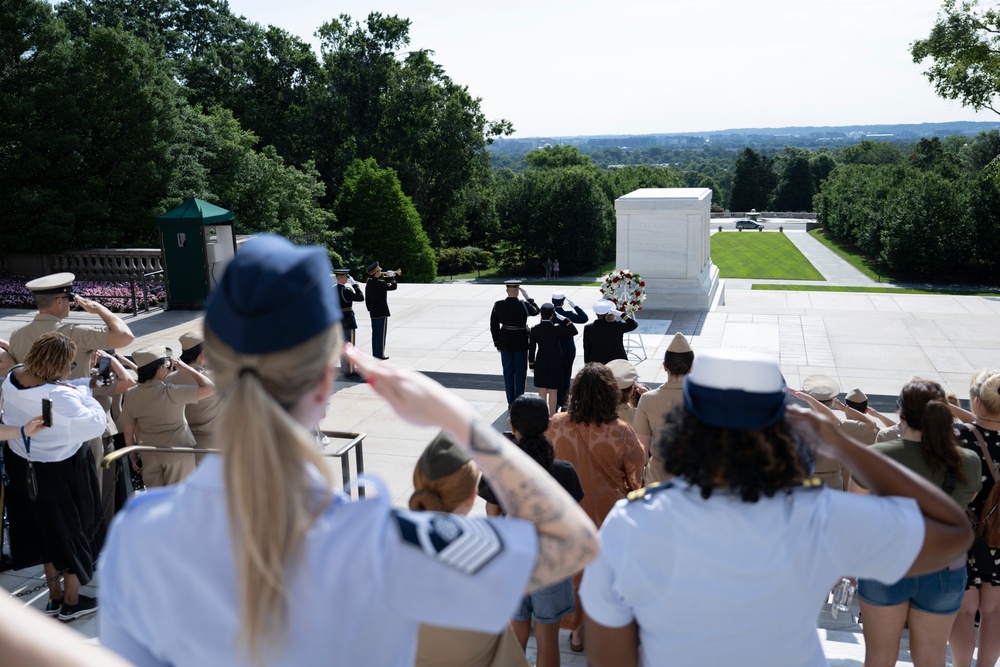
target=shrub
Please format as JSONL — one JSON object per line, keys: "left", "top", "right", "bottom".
{"left": 0, "top": 278, "right": 166, "bottom": 312}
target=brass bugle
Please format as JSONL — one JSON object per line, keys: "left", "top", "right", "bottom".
{"left": 385, "top": 268, "right": 403, "bottom": 277}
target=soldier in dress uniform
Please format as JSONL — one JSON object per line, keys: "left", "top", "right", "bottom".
{"left": 166, "top": 329, "right": 221, "bottom": 463}
{"left": 335, "top": 268, "right": 365, "bottom": 379}
{"left": 552, "top": 291, "right": 589, "bottom": 410}
{"left": 582, "top": 300, "right": 638, "bottom": 365}
{"left": 9, "top": 272, "right": 134, "bottom": 379}
{"left": 490, "top": 280, "right": 540, "bottom": 407}
{"left": 365, "top": 262, "right": 397, "bottom": 360}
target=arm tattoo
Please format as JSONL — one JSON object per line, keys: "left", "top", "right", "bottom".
{"left": 468, "top": 419, "right": 502, "bottom": 454}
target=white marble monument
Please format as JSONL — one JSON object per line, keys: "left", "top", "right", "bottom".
{"left": 614, "top": 188, "right": 720, "bottom": 310}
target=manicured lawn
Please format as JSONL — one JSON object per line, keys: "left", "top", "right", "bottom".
{"left": 752, "top": 284, "right": 1000, "bottom": 296}
{"left": 710, "top": 232, "right": 824, "bottom": 280}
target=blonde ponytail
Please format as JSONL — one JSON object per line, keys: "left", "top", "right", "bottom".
{"left": 204, "top": 325, "right": 341, "bottom": 661}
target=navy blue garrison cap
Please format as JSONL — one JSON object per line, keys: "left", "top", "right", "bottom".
{"left": 205, "top": 235, "right": 342, "bottom": 355}
{"left": 682, "top": 349, "right": 788, "bottom": 430}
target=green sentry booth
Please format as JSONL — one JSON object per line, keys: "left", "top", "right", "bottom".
{"left": 157, "top": 198, "right": 237, "bottom": 309}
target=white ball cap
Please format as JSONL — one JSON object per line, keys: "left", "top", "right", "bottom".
{"left": 593, "top": 299, "right": 613, "bottom": 315}
{"left": 688, "top": 349, "right": 784, "bottom": 393}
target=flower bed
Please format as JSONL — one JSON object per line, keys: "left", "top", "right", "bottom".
{"left": 600, "top": 269, "right": 646, "bottom": 318}
{"left": 0, "top": 277, "right": 167, "bottom": 313}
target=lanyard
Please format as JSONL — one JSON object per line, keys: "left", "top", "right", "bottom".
{"left": 21, "top": 426, "right": 30, "bottom": 460}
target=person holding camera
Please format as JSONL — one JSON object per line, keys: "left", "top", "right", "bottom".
{"left": 1, "top": 332, "right": 107, "bottom": 621}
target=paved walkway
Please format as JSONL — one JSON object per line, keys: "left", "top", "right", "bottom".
{"left": 2, "top": 232, "right": 997, "bottom": 663}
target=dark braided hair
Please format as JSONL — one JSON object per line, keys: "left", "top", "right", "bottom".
{"left": 655, "top": 405, "right": 811, "bottom": 502}
{"left": 509, "top": 394, "right": 554, "bottom": 472}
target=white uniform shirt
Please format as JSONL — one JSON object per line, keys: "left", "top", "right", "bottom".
{"left": 2, "top": 375, "right": 107, "bottom": 462}
{"left": 99, "top": 456, "right": 538, "bottom": 666}
{"left": 580, "top": 482, "right": 924, "bottom": 667}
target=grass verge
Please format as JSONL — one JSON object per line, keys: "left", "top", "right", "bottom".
{"left": 752, "top": 284, "right": 1000, "bottom": 296}
{"left": 710, "top": 232, "right": 824, "bottom": 280}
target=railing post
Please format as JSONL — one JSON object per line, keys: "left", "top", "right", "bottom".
{"left": 130, "top": 274, "right": 138, "bottom": 317}
{"left": 141, "top": 272, "right": 150, "bottom": 313}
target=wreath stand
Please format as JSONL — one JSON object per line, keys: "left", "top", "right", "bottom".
{"left": 625, "top": 332, "right": 647, "bottom": 363}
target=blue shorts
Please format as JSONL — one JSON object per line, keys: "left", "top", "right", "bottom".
{"left": 512, "top": 578, "right": 575, "bottom": 624}
{"left": 858, "top": 568, "right": 967, "bottom": 615}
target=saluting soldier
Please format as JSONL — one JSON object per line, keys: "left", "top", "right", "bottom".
{"left": 335, "top": 268, "right": 365, "bottom": 379}
{"left": 582, "top": 300, "right": 638, "bottom": 365}
{"left": 166, "top": 329, "right": 222, "bottom": 463}
{"left": 552, "top": 291, "right": 589, "bottom": 410}
{"left": 365, "top": 261, "right": 397, "bottom": 360}
{"left": 9, "top": 272, "right": 134, "bottom": 379}
{"left": 490, "top": 280, "right": 540, "bottom": 407}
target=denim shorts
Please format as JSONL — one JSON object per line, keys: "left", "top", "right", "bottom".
{"left": 858, "top": 568, "right": 967, "bottom": 615}
{"left": 512, "top": 577, "right": 575, "bottom": 623}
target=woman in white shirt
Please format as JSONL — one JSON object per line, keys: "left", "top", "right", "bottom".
{"left": 2, "top": 332, "right": 107, "bottom": 621}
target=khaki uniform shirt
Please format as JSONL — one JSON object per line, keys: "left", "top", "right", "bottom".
{"left": 634, "top": 383, "right": 685, "bottom": 484}
{"left": 839, "top": 419, "right": 878, "bottom": 446}
{"left": 9, "top": 313, "right": 110, "bottom": 380}
{"left": 166, "top": 365, "right": 220, "bottom": 440}
{"left": 117, "top": 381, "right": 199, "bottom": 448}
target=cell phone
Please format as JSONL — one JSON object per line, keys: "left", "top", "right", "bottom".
{"left": 98, "top": 355, "right": 111, "bottom": 378}
{"left": 42, "top": 398, "right": 52, "bottom": 427}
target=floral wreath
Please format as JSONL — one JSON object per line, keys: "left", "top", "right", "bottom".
{"left": 600, "top": 269, "right": 646, "bottom": 317}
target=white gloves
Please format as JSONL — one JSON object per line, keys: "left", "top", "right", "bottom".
{"left": 554, "top": 311, "right": 567, "bottom": 322}
{"left": 519, "top": 287, "right": 529, "bottom": 299}
{"left": 566, "top": 298, "right": 576, "bottom": 309}
{"left": 348, "top": 276, "right": 357, "bottom": 286}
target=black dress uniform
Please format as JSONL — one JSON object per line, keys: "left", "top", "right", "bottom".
{"left": 583, "top": 316, "right": 639, "bottom": 365}
{"left": 365, "top": 264, "right": 397, "bottom": 359}
{"left": 490, "top": 285, "right": 540, "bottom": 406}
{"left": 553, "top": 295, "right": 589, "bottom": 408}
{"left": 529, "top": 318, "right": 578, "bottom": 390}
{"left": 337, "top": 276, "right": 365, "bottom": 376}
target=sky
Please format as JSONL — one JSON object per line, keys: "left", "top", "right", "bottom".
{"left": 201, "top": 1, "right": 993, "bottom": 136}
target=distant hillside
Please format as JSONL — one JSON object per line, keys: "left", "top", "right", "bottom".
{"left": 490, "top": 121, "right": 1000, "bottom": 153}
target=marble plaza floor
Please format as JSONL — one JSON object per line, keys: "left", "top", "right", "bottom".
{"left": 2, "top": 230, "right": 997, "bottom": 664}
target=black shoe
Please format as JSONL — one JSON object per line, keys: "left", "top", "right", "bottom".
{"left": 376, "top": 356, "right": 389, "bottom": 360}
{"left": 343, "top": 372, "right": 363, "bottom": 381}
{"left": 58, "top": 594, "right": 98, "bottom": 621}
{"left": 45, "top": 597, "right": 64, "bottom": 616}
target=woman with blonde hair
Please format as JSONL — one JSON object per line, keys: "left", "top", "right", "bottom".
{"left": 1, "top": 332, "right": 107, "bottom": 621}
{"left": 99, "top": 235, "right": 598, "bottom": 666}
{"left": 949, "top": 369, "right": 1000, "bottom": 667}
{"left": 411, "top": 433, "right": 528, "bottom": 667}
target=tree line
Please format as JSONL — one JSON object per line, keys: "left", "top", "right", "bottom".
{"left": 2, "top": 0, "right": 998, "bottom": 282}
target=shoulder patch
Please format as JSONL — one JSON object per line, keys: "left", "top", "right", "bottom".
{"left": 391, "top": 510, "right": 503, "bottom": 575}
{"left": 627, "top": 481, "right": 674, "bottom": 502}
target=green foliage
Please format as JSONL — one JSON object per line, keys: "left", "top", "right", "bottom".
{"left": 524, "top": 145, "right": 592, "bottom": 169}
{"left": 710, "top": 233, "right": 823, "bottom": 280}
{"left": 333, "top": 158, "right": 436, "bottom": 282}
{"left": 769, "top": 148, "right": 815, "bottom": 211}
{"left": 601, "top": 165, "right": 683, "bottom": 201}
{"left": 0, "top": 14, "right": 195, "bottom": 250}
{"left": 911, "top": 0, "right": 1000, "bottom": 115}
{"left": 729, "top": 148, "right": 776, "bottom": 211}
{"left": 810, "top": 152, "right": 838, "bottom": 192}
{"left": 437, "top": 246, "right": 492, "bottom": 276}
{"left": 495, "top": 166, "right": 614, "bottom": 274}
{"left": 959, "top": 129, "right": 1000, "bottom": 170}
{"left": 838, "top": 140, "right": 905, "bottom": 166}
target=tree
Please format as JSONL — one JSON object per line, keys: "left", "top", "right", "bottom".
{"left": 729, "top": 148, "right": 776, "bottom": 211}
{"left": 524, "top": 145, "right": 592, "bottom": 169}
{"left": 911, "top": 0, "right": 1000, "bottom": 115}
{"left": 333, "top": 158, "right": 436, "bottom": 282}
{"left": 601, "top": 165, "right": 683, "bottom": 201}
{"left": 0, "top": 16, "right": 201, "bottom": 250}
{"left": 959, "top": 129, "right": 1000, "bottom": 171}
{"left": 839, "top": 140, "right": 905, "bottom": 166}
{"left": 809, "top": 151, "right": 838, "bottom": 192}
{"left": 770, "top": 148, "right": 815, "bottom": 211}
{"left": 495, "top": 166, "right": 613, "bottom": 274}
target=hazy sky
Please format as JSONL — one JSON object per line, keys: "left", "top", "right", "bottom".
{"left": 209, "top": 1, "right": 992, "bottom": 136}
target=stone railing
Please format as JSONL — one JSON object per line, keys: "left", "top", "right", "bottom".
{"left": 711, "top": 211, "right": 817, "bottom": 219}
{"left": 2, "top": 249, "right": 163, "bottom": 280}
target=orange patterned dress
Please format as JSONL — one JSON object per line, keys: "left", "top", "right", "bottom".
{"left": 546, "top": 411, "right": 646, "bottom": 630}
